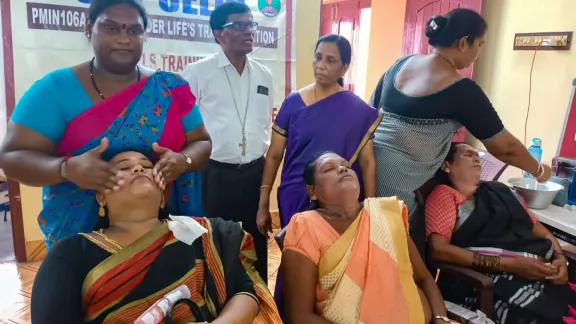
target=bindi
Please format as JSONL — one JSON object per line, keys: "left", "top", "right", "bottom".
{"left": 121, "top": 23, "right": 127, "bottom": 29}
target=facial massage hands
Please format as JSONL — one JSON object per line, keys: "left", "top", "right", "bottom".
{"left": 66, "top": 138, "right": 124, "bottom": 193}
{"left": 152, "top": 142, "right": 189, "bottom": 190}
{"left": 65, "top": 138, "right": 188, "bottom": 193}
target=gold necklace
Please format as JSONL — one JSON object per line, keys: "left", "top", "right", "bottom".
{"left": 92, "top": 220, "right": 169, "bottom": 251}
{"left": 435, "top": 53, "right": 457, "bottom": 70}
{"left": 93, "top": 229, "right": 124, "bottom": 250}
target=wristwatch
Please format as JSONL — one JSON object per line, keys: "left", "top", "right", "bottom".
{"left": 432, "top": 315, "right": 450, "bottom": 323}
{"left": 181, "top": 152, "right": 192, "bottom": 171}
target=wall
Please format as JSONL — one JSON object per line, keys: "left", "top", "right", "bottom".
{"left": 17, "top": 1, "right": 322, "bottom": 240}
{"left": 474, "top": 0, "right": 576, "bottom": 182}
{"left": 363, "top": 0, "right": 407, "bottom": 100}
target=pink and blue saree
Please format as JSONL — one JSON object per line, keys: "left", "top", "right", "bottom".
{"left": 39, "top": 71, "right": 203, "bottom": 248}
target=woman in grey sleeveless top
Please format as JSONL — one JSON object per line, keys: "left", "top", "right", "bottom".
{"left": 370, "top": 9, "right": 551, "bottom": 218}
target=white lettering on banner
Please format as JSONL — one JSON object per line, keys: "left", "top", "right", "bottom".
{"left": 30, "top": 6, "right": 87, "bottom": 28}
{"left": 26, "top": 2, "right": 279, "bottom": 48}
{"left": 141, "top": 53, "right": 205, "bottom": 72}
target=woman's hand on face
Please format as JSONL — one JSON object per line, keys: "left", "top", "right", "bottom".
{"left": 66, "top": 138, "right": 124, "bottom": 192}
{"left": 536, "top": 163, "right": 551, "bottom": 183}
{"left": 511, "top": 257, "right": 557, "bottom": 280}
{"left": 152, "top": 143, "right": 188, "bottom": 189}
{"left": 546, "top": 256, "right": 569, "bottom": 284}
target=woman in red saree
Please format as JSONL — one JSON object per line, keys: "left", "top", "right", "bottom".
{"left": 30, "top": 151, "right": 282, "bottom": 323}
{"left": 0, "top": 0, "right": 211, "bottom": 249}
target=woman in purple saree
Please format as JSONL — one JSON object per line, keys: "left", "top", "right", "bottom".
{"left": 256, "top": 34, "right": 381, "bottom": 316}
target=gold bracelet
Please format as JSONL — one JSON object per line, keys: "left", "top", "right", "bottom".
{"left": 259, "top": 185, "right": 272, "bottom": 190}
{"left": 471, "top": 253, "right": 500, "bottom": 272}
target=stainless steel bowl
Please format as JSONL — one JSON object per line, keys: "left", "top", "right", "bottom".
{"left": 508, "top": 178, "right": 564, "bottom": 209}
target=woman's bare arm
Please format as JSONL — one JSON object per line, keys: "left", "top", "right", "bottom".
{"left": 484, "top": 131, "right": 549, "bottom": 180}
{"left": 282, "top": 250, "right": 333, "bottom": 324}
{"left": 532, "top": 221, "right": 563, "bottom": 254}
{"left": 0, "top": 122, "right": 63, "bottom": 186}
{"left": 258, "top": 132, "right": 287, "bottom": 209}
{"left": 408, "top": 235, "right": 447, "bottom": 319}
{"left": 211, "top": 294, "right": 259, "bottom": 324}
{"left": 358, "top": 139, "right": 376, "bottom": 198}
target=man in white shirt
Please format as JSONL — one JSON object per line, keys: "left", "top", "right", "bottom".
{"left": 182, "top": 1, "right": 274, "bottom": 280}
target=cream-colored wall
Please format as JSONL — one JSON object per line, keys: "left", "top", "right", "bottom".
{"left": 474, "top": 0, "right": 576, "bottom": 182}
{"left": 364, "top": 0, "right": 407, "bottom": 100}
{"left": 18, "top": 1, "right": 323, "bottom": 240}
{"left": 20, "top": 186, "right": 44, "bottom": 241}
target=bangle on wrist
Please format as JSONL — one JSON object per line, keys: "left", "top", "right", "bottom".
{"left": 531, "top": 163, "right": 544, "bottom": 178}
{"left": 60, "top": 156, "right": 71, "bottom": 182}
{"left": 472, "top": 253, "right": 501, "bottom": 272}
{"left": 260, "top": 184, "right": 272, "bottom": 190}
{"left": 431, "top": 315, "right": 450, "bottom": 323}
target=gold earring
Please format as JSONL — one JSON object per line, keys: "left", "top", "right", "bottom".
{"left": 160, "top": 195, "right": 165, "bottom": 209}
{"left": 98, "top": 201, "right": 106, "bottom": 217}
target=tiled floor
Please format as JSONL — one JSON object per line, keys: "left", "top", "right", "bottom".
{"left": 0, "top": 218, "right": 283, "bottom": 323}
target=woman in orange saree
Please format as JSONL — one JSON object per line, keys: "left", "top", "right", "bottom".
{"left": 281, "top": 152, "right": 449, "bottom": 324}
{"left": 31, "top": 151, "right": 281, "bottom": 324}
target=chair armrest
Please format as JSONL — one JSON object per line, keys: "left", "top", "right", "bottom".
{"left": 274, "top": 227, "right": 287, "bottom": 251}
{"left": 436, "top": 263, "right": 495, "bottom": 320}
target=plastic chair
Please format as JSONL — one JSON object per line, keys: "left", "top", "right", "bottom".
{"left": 478, "top": 149, "right": 508, "bottom": 181}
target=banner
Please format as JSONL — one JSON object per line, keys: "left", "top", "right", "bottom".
{"left": 4, "top": 0, "right": 296, "bottom": 121}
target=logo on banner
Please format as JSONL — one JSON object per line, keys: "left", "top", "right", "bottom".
{"left": 258, "top": 0, "right": 280, "bottom": 17}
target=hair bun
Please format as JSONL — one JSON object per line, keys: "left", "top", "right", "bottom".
{"left": 425, "top": 15, "right": 447, "bottom": 39}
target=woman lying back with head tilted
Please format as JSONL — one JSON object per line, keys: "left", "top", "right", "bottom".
{"left": 426, "top": 143, "right": 576, "bottom": 323}
{"left": 281, "top": 152, "right": 450, "bottom": 324}
{"left": 31, "top": 150, "right": 281, "bottom": 324}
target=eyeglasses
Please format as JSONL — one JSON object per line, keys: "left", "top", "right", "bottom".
{"left": 221, "top": 21, "right": 258, "bottom": 31}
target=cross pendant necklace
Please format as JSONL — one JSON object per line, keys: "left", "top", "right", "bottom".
{"left": 239, "top": 131, "right": 247, "bottom": 156}
{"left": 224, "top": 63, "right": 251, "bottom": 157}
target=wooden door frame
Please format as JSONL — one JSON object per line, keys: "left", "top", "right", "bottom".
{"left": 1, "top": 0, "right": 26, "bottom": 263}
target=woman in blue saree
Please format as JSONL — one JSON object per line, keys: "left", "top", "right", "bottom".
{"left": 255, "top": 34, "right": 381, "bottom": 317}
{"left": 0, "top": 0, "right": 211, "bottom": 250}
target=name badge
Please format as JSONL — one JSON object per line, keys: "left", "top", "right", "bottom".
{"left": 257, "top": 85, "right": 269, "bottom": 96}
